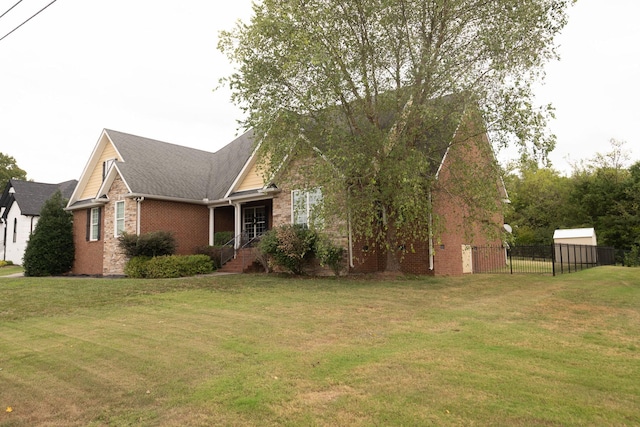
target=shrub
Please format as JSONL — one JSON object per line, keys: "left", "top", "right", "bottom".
{"left": 623, "top": 245, "right": 640, "bottom": 267}
{"left": 316, "top": 237, "right": 345, "bottom": 276}
{"left": 23, "top": 191, "right": 74, "bottom": 276}
{"left": 213, "top": 231, "right": 234, "bottom": 246}
{"left": 195, "top": 245, "right": 224, "bottom": 269}
{"left": 124, "top": 255, "right": 213, "bottom": 278}
{"left": 258, "top": 224, "right": 318, "bottom": 275}
{"left": 123, "top": 256, "right": 152, "bottom": 278}
{"left": 118, "top": 231, "right": 176, "bottom": 258}
{"left": 0, "top": 260, "right": 14, "bottom": 268}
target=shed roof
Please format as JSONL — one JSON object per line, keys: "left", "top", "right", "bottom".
{"left": 553, "top": 228, "right": 596, "bottom": 240}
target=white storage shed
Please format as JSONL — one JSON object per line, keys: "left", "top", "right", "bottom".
{"left": 553, "top": 228, "right": 597, "bottom": 246}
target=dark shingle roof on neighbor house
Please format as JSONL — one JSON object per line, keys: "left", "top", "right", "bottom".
{"left": 1, "top": 179, "right": 77, "bottom": 217}
{"left": 104, "top": 128, "right": 255, "bottom": 202}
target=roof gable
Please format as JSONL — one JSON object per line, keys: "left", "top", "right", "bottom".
{"left": 2, "top": 179, "right": 77, "bottom": 217}
{"left": 68, "top": 130, "right": 123, "bottom": 206}
{"left": 68, "top": 128, "right": 256, "bottom": 208}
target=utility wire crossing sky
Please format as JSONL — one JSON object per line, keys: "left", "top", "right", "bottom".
{"left": 0, "top": 0, "right": 638, "bottom": 184}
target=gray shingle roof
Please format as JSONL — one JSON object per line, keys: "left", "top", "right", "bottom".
{"left": 1, "top": 179, "right": 78, "bottom": 217}
{"left": 104, "top": 128, "right": 254, "bottom": 201}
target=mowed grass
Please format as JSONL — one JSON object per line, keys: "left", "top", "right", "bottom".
{"left": 0, "top": 266, "right": 22, "bottom": 277}
{"left": 1, "top": 267, "right": 639, "bottom": 426}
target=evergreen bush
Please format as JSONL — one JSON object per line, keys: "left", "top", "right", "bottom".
{"left": 118, "top": 231, "right": 176, "bottom": 258}
{"left": 23, "top": 191, "right": 74, "bottom": 276}
{"left": 623, "top": 245, "right": 640, "bottom": 267}
{"left": 124, "top": 255, "right": 213, "bottom": 278}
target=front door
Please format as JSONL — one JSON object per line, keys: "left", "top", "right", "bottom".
{"left": 243, "top": 206, "right": 266, "bottom": 239}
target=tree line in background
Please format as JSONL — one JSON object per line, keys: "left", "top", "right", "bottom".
{"left": 504, "top": 139, "right": 640, "bottom": 257}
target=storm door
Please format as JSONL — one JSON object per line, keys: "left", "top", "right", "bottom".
{"left": 243, "top": 206, "right": 267, "bottom": 240}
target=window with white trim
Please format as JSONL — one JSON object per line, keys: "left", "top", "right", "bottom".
{"left": 90, "top": 207, "right": 100, "bottom": 241}
{"left": 115, "top": 201, "right": 125, "bottom": 237}
{"left": 292, "top": 188, "right": 323, "bottom": 227}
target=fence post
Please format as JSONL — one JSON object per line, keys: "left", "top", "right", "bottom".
{"left": 509, "top": 246, "right": 513, "bottom": 274}
{"left": 551, "top": 244, "right": 556, "bottom": 276}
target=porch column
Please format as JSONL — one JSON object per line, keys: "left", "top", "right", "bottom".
{"left": 234, "top": 202, "right": 242, "bottom": 249}
{"left": 208, "top": 207, "right": 215, "bottom": 246}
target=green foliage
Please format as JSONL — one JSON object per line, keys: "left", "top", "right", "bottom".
{"left": 504, "top": 160, "right": 574, "bottom": 245}
{"left": 0, "top": 151, "right": 27, "bottom": 190}
{"left": 258, "top": 225, "right": 318, "bottom": 275}
{"left": 23, "top": 191, "right": 74, "bottom": 276}
{"left": 623, "top": 246, "right": 640, "bottom": 267}
{"left": 0, "top": 260, "right": 14, "bottom": 268}
{"left": 124, "top": 255, "right": 213, "bottom": 278}
{"left": 118, "top": 231, "right": 176, "bottom": 258}
{"left": 213, "top": 231, "right": 234, "bottom": 246}
{"left": 195, "top": 245, "right": 223, "bottom": 269}
{"left": 315, "top": 237, "right": 345, "bottom": 277}
{"left": 219, "top": 0, "right": 571, "bottom": 267}
{"left": 123, "top": 256, "right": 152, "bottom": 278}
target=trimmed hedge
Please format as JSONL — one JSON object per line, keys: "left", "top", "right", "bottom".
{"left": 118, "top": 231, "right": 176, "bottom": 258}
{"left": 124, "top": 254, "right": 214, "bottom": 278}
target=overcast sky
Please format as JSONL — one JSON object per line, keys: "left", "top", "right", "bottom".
{"left": 1, "top": 0, "right": 638, "bottom": 184}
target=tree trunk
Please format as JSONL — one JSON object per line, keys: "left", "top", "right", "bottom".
{"left": 383, "top": 211, "right": 401, "bottom": 272}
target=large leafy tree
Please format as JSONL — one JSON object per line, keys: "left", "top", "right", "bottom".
{"left": 219, "top": 0, "right": 573, "bottom": 267}
{"left": 505, "top": 159, "right": 575, "bottom": 245}
{"left": 0, "top": 152, "right": 27, "bottom": 190}
{"left": 22, "top": 191, "right": 74, "bottom": 276}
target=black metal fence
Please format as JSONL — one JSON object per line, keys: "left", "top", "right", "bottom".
{"left": 472, "top": 244, "right": 616, "bottom": 275}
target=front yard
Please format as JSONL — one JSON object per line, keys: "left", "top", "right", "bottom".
{"left": 1, "top": 267, "right": 639, "bottom": 426}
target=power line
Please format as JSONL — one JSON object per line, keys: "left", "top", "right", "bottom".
{"left": 0, "top": 0, "right": 25, "bottom": 20}
{"left": 0, "top": 0, "right": 59, "bottom": 43}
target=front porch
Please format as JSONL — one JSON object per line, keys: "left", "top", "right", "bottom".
{"left": 210, "top": 195, "right": 276, "bottom": 272}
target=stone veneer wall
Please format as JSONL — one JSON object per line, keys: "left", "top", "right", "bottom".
{"left": 102, "top": 176, "right": 137, "bottom": 275}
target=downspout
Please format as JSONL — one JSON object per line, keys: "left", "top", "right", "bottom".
{"left": 209, "top": 207, "right": 215, "bottom": 246}
{"left": 135, "top": 197, "right": 144, "bottom": 235}
{"left": 1, "top": 219, "right": 6, "bottom": 261}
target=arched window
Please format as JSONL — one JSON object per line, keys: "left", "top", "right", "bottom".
{"left": 13, "top": 218, "right": 17, "bottom": 243}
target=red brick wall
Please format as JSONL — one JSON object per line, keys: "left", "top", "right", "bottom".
{"left": 349, "top": 237, "right": 385, "bottom": 274}
{"left": 429, "top": 113, "right": 505, "bottom": 276}
{"left": 399, "top": 238, "right": 433, "bottom": 275}
{"left": 140, "top": 200, "right": 209, "bottom": 254}
{"left": 71, "top": 209, "right": 104, "bottom": 275}
{"left": 214, "top": 206, "right": 235, "bottom": 233}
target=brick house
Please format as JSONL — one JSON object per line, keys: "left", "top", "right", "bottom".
{"left": 67, "top": 112, "right": 506, "bottom": 276}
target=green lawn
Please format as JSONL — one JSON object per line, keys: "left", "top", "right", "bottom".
{"left": 0, "top": 265, "right": 22, "bottom": 277}
{"left": 1, "top": 267, "right": 639, "bottom": 426}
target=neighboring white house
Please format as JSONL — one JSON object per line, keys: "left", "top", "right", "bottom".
{"left": 1, "top": 179, "right": 77, "bottom": 264}
{"left": 553, "top": 227, "right": 598, "bottom": 246}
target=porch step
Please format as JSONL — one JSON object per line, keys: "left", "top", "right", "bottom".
{"left": 218, "top": 248, "right": 260, "bottom": 273}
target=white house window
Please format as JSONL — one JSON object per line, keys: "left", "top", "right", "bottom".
{"left": 90, "top": 207, "right": 100, "bottom": 241}
{"left": 115, "top": 201, "right": 125, "bottom": 237}
{"left": 12, "top": 218, "right": 17, "bottom": 243}
{"left": 292, "top": 188, "right": 323, "bottom": 227}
